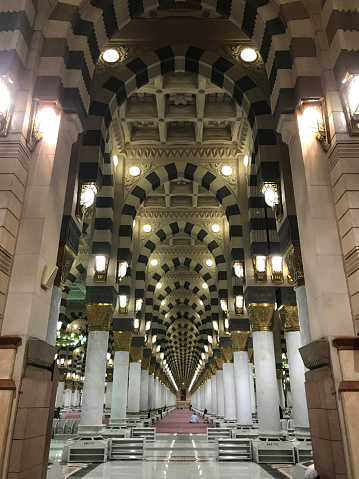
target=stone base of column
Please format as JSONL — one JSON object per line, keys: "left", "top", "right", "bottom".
{"left": 294, "top": 426, "right": 311, "bottom": 439}
{"left": 77, "top": 425, "right": 104, "bottom": 436}
{"left": 109, "top": 418, "right": 128, "bottom": 426}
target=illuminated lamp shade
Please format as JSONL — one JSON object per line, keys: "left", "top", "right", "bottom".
{"left": 80, "top": 183, "right": 97, "bottom": 209}
{"left": 211, "top": 224, "right": 220, "bottom": 233}
{"left": 113, "top": 155, "right": 119, "bottom": 167}
{"left": 118, "top": 295, "right": 128, "bottom": 314}
{"left": 145, "top": 320, "right": 151, "bottom": 331}
{"left": 133, "top": 318, "right": 140, "bottom": 330}
{"left": 103, "top": 48, "right": 120, "bottom": 63}
{"left": 207, "top": 335, "right": 213, "bottom": 344}
{"left": 212, "top": 320, "right": 219, "bottom": 331}
{"left": 94, "top": 255, "right": 108, "bottom": 283}
{"left": 220, "top": 299, "right": 228, "bottom": 312}
{"left": 117, "top": 261, "right": 128, "bottom": 282}
{"left": 253, "top": 255, "right": 267, "bottom": 282}
{"left": 129, "top": 165, "right": 141, "bottom": 177}
{"left": 240, "top": 47, "right": 258, "bottom": 62}
{"left": 135, "top": 298, "right": 143, "bottom": 312}
{"left": 204, "top": 345, "right": 208, "bottom": 352}
{"left": 152, "top": 335, "right": 157, "bottom": 344}
{"left": 221, "top": 165, "right": 232, "bottom": 176}
{"left": 156, "top": 282, "right": 162, "bottom": 289}
{"left": 206, "top": 259, "right": 213, "bottom": 267}
{"left": 156, "top": 345, "right": 161, "bottom": 352}
{"left": 270, "top": 255, "right": 284, "bottom": 282}
{"left": 235, "top": 295, "right": 244, "bottom": 315}
{"left": 243, "top": 155, "right": 249, "bottom": 167}
{"left": 143, "top": 224, "right": 152, "bottom": 233}
{"left": 151, "top": 259, "right": 158, "bottom": 266}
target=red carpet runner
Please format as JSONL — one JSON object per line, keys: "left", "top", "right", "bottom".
{"left": 156, "top": 409, "right": 208, "bottom": 434}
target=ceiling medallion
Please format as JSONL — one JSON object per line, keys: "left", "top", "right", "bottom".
{"left": 227, "top": 46, "right": 264, "bottom": 71}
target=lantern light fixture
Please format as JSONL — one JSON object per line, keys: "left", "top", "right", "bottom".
{"left": 0, "top": 76, "right": 13, "bottom": 136}
{"left": 118, "top": 295, "right": 129, "bottom": 314}
{"left": 260, "top": 180, "right": 283, "bottom": 221}
{"left": 233, "top": 261, "right": 245, "bottom": 281}
{"left": 253, "top": 255, "right": 267, "bottom": 282}
{"left": 135, "top": 298, "right": 143, "bottom": 312}
{"left": 117, "top": 261, "right": 129, "bottom": 282}
{"left": 235, "top": 295, "right": 244, "bottom": 315}
{"left": 341, "top": 73, "right": 359, "bottom": 135}
{"left": 270, "top": 255, "right": 284, "bottom": 282}
{"left": 212, "top": 320, "right": 219, "bottom": 331}
{"left": 94, "top": 255, "right": 108, "bottom": 282}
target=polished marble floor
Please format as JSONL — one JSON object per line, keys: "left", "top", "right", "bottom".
{"left": 77, "top": 461, "right": 277, "bottom": 478}
{"left": 50, "top": 434, "right": 285, "bottom": 478}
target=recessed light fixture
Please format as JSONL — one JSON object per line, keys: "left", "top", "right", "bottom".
{"left": 206, "top": 259, "right": 213, "bottom": 267}
{"left": 240, "top": 47, "right": 258, "bottom": 63}
{"left": 221, "top": 165, "right": 232, "bottom": 176}
{"left": 129, "top": 166, "right": 141, "bottom": 177}
{"left": 151, "top": 259, "right": 158, "bottom": 266}
{"left": 143, "top": 224, "right": 152, "bottom": 233}
{"left": 156, "top": 282, "right": 162, "bottom": 289}
{"left": 202, "top": 283, "right": 208, "bottom": 289}
{"left": 211, "top": 224, "right": 220, "bottom": 233}
{"left": 103, "top": 49, "right": 120, "bottom": 63}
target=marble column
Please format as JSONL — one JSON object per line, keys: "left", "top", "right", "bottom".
{"left": 216, "top": 368, "right": 225, "bottom": 416}
{"left": 105, "top": 382, "right": 113, "bottom": 409}
{"left": 154, "top": 375, "right": 160, "bottom": 409}
{"left": 111, "top": 332, "right": 132, "bottom": 421}
{"left": 127, "top": 346, "right": 143, "bottom": 413}
{"left": 211, "top": 373, "right": 217, "bottom": 414}
{"left": 248, "top": 303, "right": 281, "bottom": 437}
{"left": 46, "top": 286, "right": 62, "bottom": 346}
{"left": 205, "top": 376, "right": 212, "bottom": 412}
{"left": 277, "top": 373, "right": 286, "bottom": 409}
{"left": 55, "top": 381, "right": 65, "bottom": 408}
{"left": 140, "top": 370, "right": 149, "bottom": 411}
{"left": 148, "top": 373, "right": 155, "bottom": 410}
{"left": 279, "top": 304, "right": 310, "bottom": 437}
{"left": 232, "top": 332, "right": 252, "bottom": 425}
{"left": 222, "top": 348, "right": 237, "bottom": 419}
{"left": 248, "top": 363, "right": 256, "bottom": 415}
{"left": 63, "top": 387, "right": 72, "bottom": 407}
{"left": 71, "top": 386, "right": 80, "bottom": 407}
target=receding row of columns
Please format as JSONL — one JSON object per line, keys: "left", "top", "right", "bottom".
{"left": 191, "top": 304, "right": 309, "bottom": 438}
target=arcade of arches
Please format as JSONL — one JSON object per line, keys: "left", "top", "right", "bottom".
{"left": 1, "top": 1, "right": 359, "bottom": 478}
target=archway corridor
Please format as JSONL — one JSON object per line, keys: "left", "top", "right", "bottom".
{"left": 1, "top": 1, "right": 359, "bottom": 479}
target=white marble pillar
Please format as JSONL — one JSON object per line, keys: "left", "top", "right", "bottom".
{"left": 127, "top": 362, "right": 141, "bottom": 412}
{"left": 205, "top": 378, "right": 212, "bottom": 413}
{"left": 252, "top": 330, "right": 281, "bottom": 436}
{"left": 278, "top": 377, "right": 286, "bottom": 409}
{"left": 248, "top": 363, "right": 256, "bottom": 415}
{"left": 46, "top": 286, "right": 62, "bottom": 346}
{"left": 64, "top": 388, "right": 72, "bottom": 407}
{"left": 233, "top": 351, "right": 252, "bottom": 425}
{"left": 105, "top": 383, "right": 113, "bottom": 409}
{"left": 154, "top": 377, "right": 160, "bottom": 409}
{"left": 223, "top": 362, "right": 237, "bottom": 419}
{"left": 295, "top": 285, "right": 311, "bottom": 346}
{"left": 111, "top": 350, "right": 129, "bottom": 419}
{"left": 286, "top": 330, "right": 310, "bottom": 435}
{"left": 71, "top": 389, "right": 80, "bottom": 407}
{"left": 200, "top": 385, "right": 205, "bottom": 410}
{"left": 140, "top": 370, "right": 149, "bottom": 411}
{"left": 216, "top": 369, "right": 225, "bottom": 416}
{"left": 80, "top": 330, "right": 108, "bottom": 426}
{"left": 148, "top": 374, "right": 155, "bottom": 410}
{"left": 211, "top": 375, "right": 217, "bottom": 414}
{"left": 55, "top": 382, "right": 65, "bottom": 408}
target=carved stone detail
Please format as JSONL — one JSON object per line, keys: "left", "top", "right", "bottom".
{"left": 221, "top": 346, "right": 233, "bottom": 363}
{"left": 130, "top": 346, "right": 144, "bottom": 363}
{"left": 231, "top": 331, "right": 250, "bottom": 351}
{"left": 206, "top": 162, "right": 238, "bottom": 195}
{"left": 140, "top": 211, "right": 226, "bottom": 220}
{"left": 113, "top": 331, "right": 133, "bottom": 352}
{"left": 55, "top": 244, "right": 76, "bottom": 288}
{"left": 125, "top": 163, "right": 159, "bottom": 191}
{"left": 278, "top": 305, "right": 300, "bottom": 332}
{"left": 284, "top": 242, "right": 305, "bottom": 288}
{"left": 121, "top": 147, "right": 241, "bottom": 161}
{"left": 86, "top": 303, "right": 114, "bottom": 331}
{"left": 247, "top": 303, "right": 275, "bottom": 332}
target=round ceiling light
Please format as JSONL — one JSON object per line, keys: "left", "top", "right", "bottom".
{"left": 103, "top": 49, "right": 120, "bottom": 63}
{"left": 129, "top": 166, "right": 141, "bottom": 177}
{"left": 202, "top": 282, "right": 208, "bottom": 289}
{"left": 206, "top": 259, "right": 213, "bottom": 267}
{"left": 151, "top": 259, "right": 158, "bottom": 266}
{"left": 156, "top": 282, "right": 162, "bottom": 289}
{"left": 143, "top": 224, "right": 152, "bottom": 233}
{"left": 240, "top": 47, "right": 258, "bottom": 63}
{"left": 243, "top": 155, "right": 249, "bottom": 167}
{"left": 221, "top": 165, "right": 232, "bottom": 176}
{"left": 211, "top": 224, "right": 220, "bottom": 233}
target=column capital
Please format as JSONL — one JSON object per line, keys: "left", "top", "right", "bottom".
{"left": 86, "top": 303, "right": 115, "bottom": 331}
{"left": 141, "top": 357, "right": 150, "bottom": 370}
{"left": 130, "top": 346, "right": 143, "bottom": 363}
{"left": 231, "top": 331, "right": 250, "bottom": 351}
{"left": 214, "top": 357, "right": 223, "bottom": 370}
{"left": 149, "top": 363, "right": 156, "bottom": 375}
{"left": 283, "top": 242, "right": 305, "bottom": 288}
{"left": 221, "top": 347, "right": 233, "bottom": 363}
{"left": 247, "top": 303, "right": 275, "bottom": 332}
{"left": 210, "top": 363, "right": 216, "bottom": 375}
{"left": 278, "top": 304, "right": 300, "bottom": 332}
{"left": 113, "top": 331, "right": 133, "bottom": 351}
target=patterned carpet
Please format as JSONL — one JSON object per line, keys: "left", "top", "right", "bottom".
{"left": 156, "top": 409, "right": 208, "bottom": 434}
